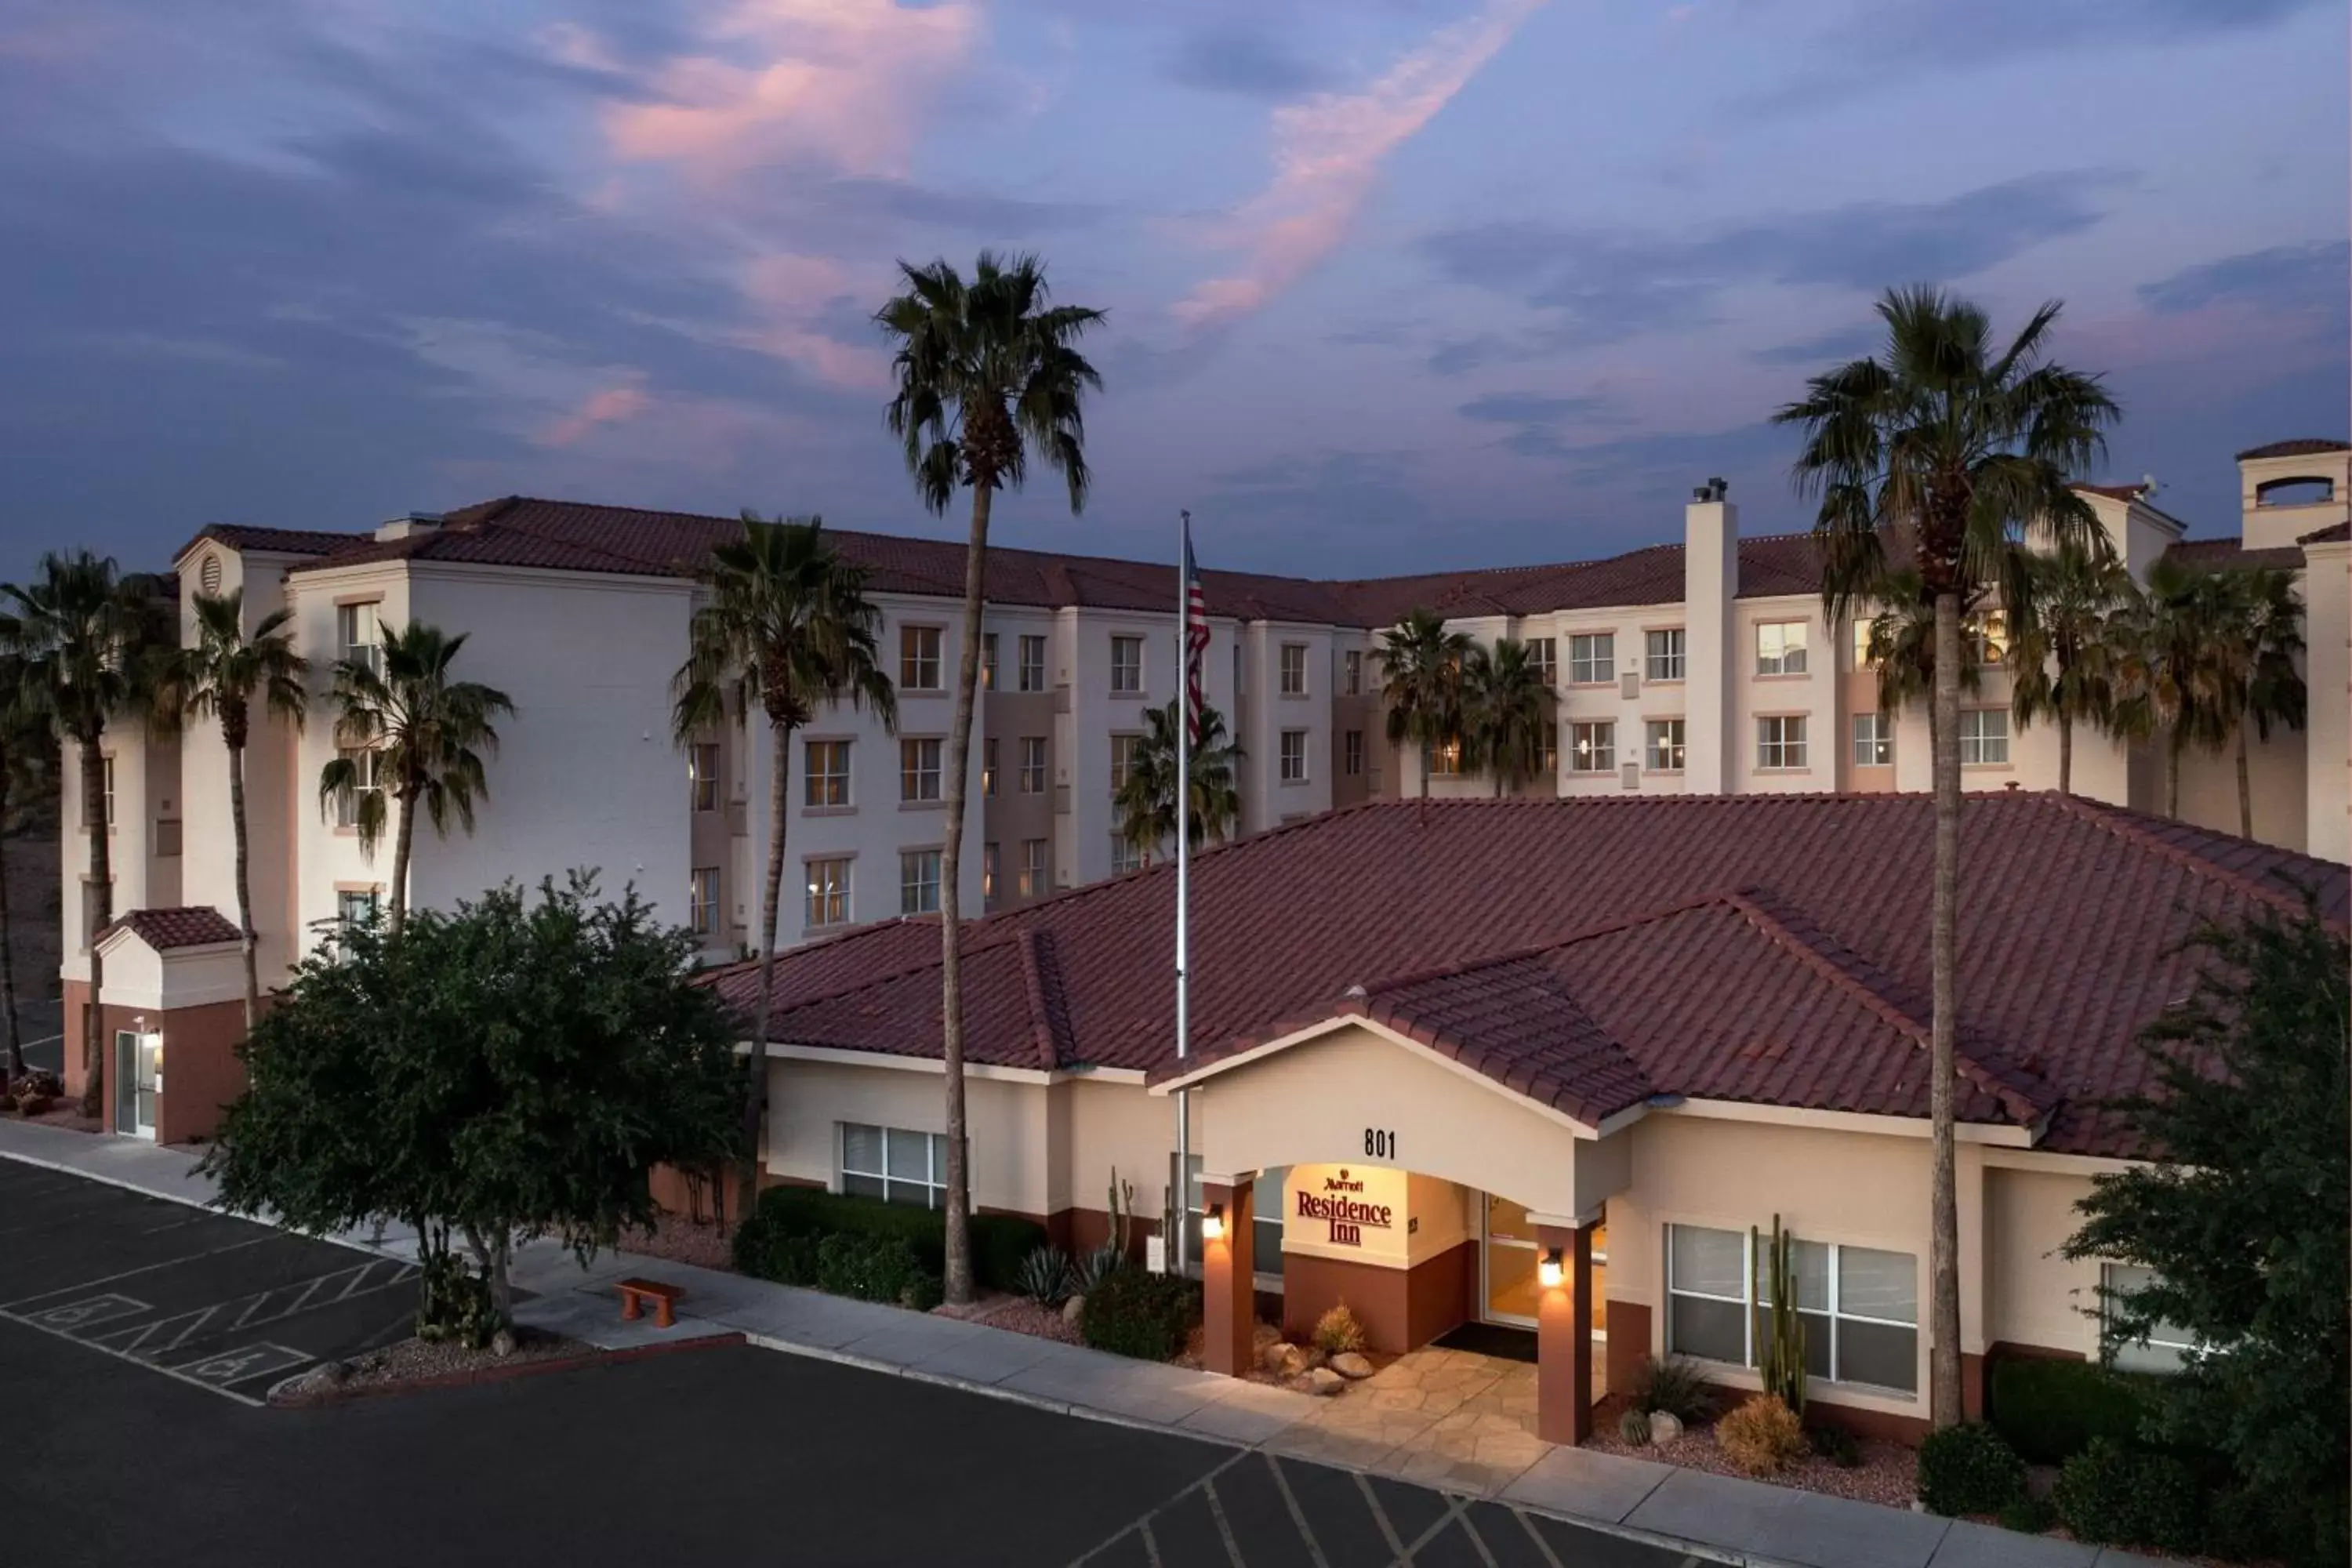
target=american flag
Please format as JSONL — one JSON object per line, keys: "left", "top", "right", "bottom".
{"left": 1182, "top": 515, "right": 1210, "bottom": 745}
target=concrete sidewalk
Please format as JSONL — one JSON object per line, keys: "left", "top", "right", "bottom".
{"left": 0, "top": 1118, "right": 2166, "bottom": 1568}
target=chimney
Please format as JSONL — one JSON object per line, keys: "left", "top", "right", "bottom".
{"left": 1682, "top": 479, "right": 1738, "bottom": 794}
{"left": 373, "top": 511, "right": 445, "bottom": 543}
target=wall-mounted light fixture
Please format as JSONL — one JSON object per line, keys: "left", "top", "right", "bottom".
{"left": 1537, "top": 1247, "right": 1565, "bottom": 1290}
{"left": 1202, "top": 1202, "right": 1226, "bottom": 1242}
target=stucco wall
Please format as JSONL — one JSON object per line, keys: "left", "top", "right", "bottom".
{"left": 1984, "top": 1165, "right": 2100, "bottom": 1356}
{"left": 763, "top": 1057, "right": 1054, "bottom": 1217}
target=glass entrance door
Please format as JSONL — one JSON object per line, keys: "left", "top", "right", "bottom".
{"left": 1481, "top": 1194, "right": 1609, "bottom": 1341}
{"left": 113, "top": 1030, "right": 158, "bottom": 1139}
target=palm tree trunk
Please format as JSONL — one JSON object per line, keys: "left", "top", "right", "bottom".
{"left": 2234, "top": 724, "right": 2252, "bottom": 840}
{"left": 2056, "top": 713, "right": 2072, "bottom": 797}
{"left": 2164, "top": 738, "right": 2181, "bottom": 819}
{"left": 1417, "top": 739, "right": 1430, "bottom": 826}
{"left": 228, "top": 737, "right": 259, "bottom": 1033}
{"left": 80, "top": 739, "right": 111, "bottom": 1119}
{"left": 388, "top": 784, "right": 418, "bottom": 935}
{"left": 938, "top": 481, "right": 993, "bottom": 1306}
{"left": 741, "top": 715, "right": 790, "bottom": 1231}
{"left": 1928, "top": 591, "right": 1963, "bottom": 1429}
{"left": 0, "top": 754, "right": 22, "bottom": 1083}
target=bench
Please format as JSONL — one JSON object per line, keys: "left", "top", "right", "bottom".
{"left": 615, "top": 1276, "right": 685, "bottom": 1330}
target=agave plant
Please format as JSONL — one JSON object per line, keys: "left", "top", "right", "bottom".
{"left": 1014, "top": 1244, "right": 1073, "bottom": 1308}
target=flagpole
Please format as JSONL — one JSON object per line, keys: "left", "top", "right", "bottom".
{"left": 1174, "top": 509, "right": 1192, "bottom": 1279}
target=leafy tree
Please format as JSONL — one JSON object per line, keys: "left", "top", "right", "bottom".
{"left": 1460, "top": 637, "right": 1550, "bottom": 797}
{"left": 877, "top": 250, "right": 1104, "bottom": 1305}
{"left": 0, "top": 654, "right": 53, "bottom": 1081}
{"left": 2063, "top": 903, "right": 2348, "bottom": 1561}
{"left": 1375, "top": 608, "right": 1472, "bottom": 823}
{"left": 673, "top": 514, "right": 895, "bottom": 1225}
{"left": 1, "top": 552, "right": 175, "bottom": 1113}
{"left": 159, "top": 589, "right": 308, "bottom": 1029}
{"left": 1114, "top": 699, "right": 1242, "bottom": 865}
{"left": 2006, "top": 539, "right": 2132, "bottom": 795}
{"left": 205, "top": 874, "right": 745, "bottom": 1327}
{"left": 315, "top": 621, "right": 514, "bottom": 935}
{"left": 1774, "top": 287, "right": 2118, "bottom": 1427}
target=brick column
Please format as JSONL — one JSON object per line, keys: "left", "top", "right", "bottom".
{"left": 1535, "top": 1222, "right": 1594, "bottom": 1445}
{"left": 1201, "top": 1175, "right": 1256, "bottom": 1377}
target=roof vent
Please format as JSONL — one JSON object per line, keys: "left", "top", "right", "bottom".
{"left": 1690, "top": 477, "right": 1730, "bottom": 503}
{"left": 373, "top": 511, "right": 445, "bottom": 543}
{"left": 198, "top": 553, "right": 222, "bottom": 596}
{"left": 1341, "top": 983, "right": 1367, "bottom": 1000}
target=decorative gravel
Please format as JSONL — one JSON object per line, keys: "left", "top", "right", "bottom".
{"left": 4, "top": 1101, "right": 102, "bottom": 1134}
{"left": 1586, "top": 1396, "right": 1919, "bottom": 1508}
{"left": 270, "top": 1328, "right": 589, "bottom": 1404}
{"left": 934, "top": 1291, "right": 1083, "bottom": 1345}
{"left": 616, "top": 1211, "right": 735, "bottom": 1272}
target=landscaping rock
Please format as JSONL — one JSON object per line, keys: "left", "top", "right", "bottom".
{"left": 1301, "top": 1367, "right": 1345, "bottom": 1396}
{"left": 316, "top": 1359, "right": 350, "bottom": 1386}
{"left": 1265, "top": 1342, "right": 1316, "bottom": 1378}
{"left": 489, "top": 1328, "right": 518, "bottom": 1359}
{"left": 1649, "top": 1411, "right": 1684, "bottom": 1446}
{"left": 1330, "top": 1352, "right": 1374, "bottom": 1380}
{"left": 1062, "top": 1294, "right": 1085, "bottom": 1325}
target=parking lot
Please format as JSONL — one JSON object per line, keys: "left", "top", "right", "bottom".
{"left": 0, "top": 1158, "right": 419, "bottom": 1402}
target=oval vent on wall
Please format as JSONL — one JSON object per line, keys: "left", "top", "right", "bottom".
{"left": 199, "top": 553, "right": 223, "bottom": 596}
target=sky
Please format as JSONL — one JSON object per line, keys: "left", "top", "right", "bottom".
{"left": 2, "top": 0, "right": 2345, "bottom": 584}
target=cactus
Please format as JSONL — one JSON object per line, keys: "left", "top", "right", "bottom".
{"left": 1751, "top": 1214, "right": 1806, "bottom": 1417}
{"left": 1108, "top": 1167, "right": 1136, "bottom": 1257}
{"left": 1617, "top": 1407, "right": 1653, "bottom": 1446}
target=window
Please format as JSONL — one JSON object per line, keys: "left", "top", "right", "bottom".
{"left": 2102, "top": 1263, "right": 2196, "bottom": 1374}
{"left": 979, "top": 633, "right": 997, "bottom": 691}
{"left": 1963, "top": 612, "right": 2008, "bottom": 669}
{"left": 1667, "top": 1224, "right": 1918, "bottom": 1394}
{"left": 1110, "top": 635, "right": 1144, "bottom": 694}
{"left": 688, "top": 867, "right": 720, "bottom": 936}
{"left": 1960, "top": 708, "right": 2009, "bottom": 766}
{"left": 982, "top": 738, "right": 998, "bottom": 797}
{"left": 1279, "top": 643, "right": 1307, "bottom": 696}
{"left": 1852, "top": 617, "right": 1877, "bottom": 671}
{"left": 336, "top": 887, "right": 380, "bottom": 929}
{"left": 899, "top": 849, "right": 942, "bottom": 915}
{"left": 1019, "top": 838, "right": 1049, "bottom": 898}
{"left": 336, "top": 601, "right": 380, "bottom": 675}
{"left": 1429, "top": 739, "right": 1463, "bottom": 776}
{"left": 1852, "top": 713, "right": 1893, "bottom": 768}
{"left": 839, "top": 1123, "right": 949, "bottom": 1209}
{"left": 805, "top": 858, "right": 851, "bottom": 927}
{"left": 1019, "top": 736, "right": 1047, "bottom": 794}
{"left": 1756, "top": 621, "right": 1809, "bottom": 677}
{"left": 1279, "top": 729, "right": 1308, "bottom": 783}
{"left": 101, "top": 756, "right": 117, "bottom": 828}
{"left": 333, "top": 748, "right": 382, "bottom": 829}
{"left": 1568, "top": 720, "right": 1615, "bottom": 773}
{"left": 899, "top": 625, "right": 942, "bottom": 691}
{"left": 1526, "top": 637, "right": 1556, "bottom": 687}
{"left": 1540, "top": 729, "right": 1559, "bottom": 779}
{"left": 1109, "top": 733, "right": 1142, "bottom": 795}
{"left": 1757, "top": 715, "right": 1808, "bottom": 771}
{"left": 1018, "top": 634, "right": 1047, "bottom": 692}
{"left": 982, "top": 843, "right": 997, "bottom": 906}
{"left": 805, "top": 740, "right": 851, "bottom": 808}
{"left": 1344, "top": 730, "right": 1364, "bottom": 776}
{"left": 1110, "top": 835, "right": 1143, "bottom": 875}
{"left": 1167, "top": 1156, "right": 1287, "bottom": 1286}
{"left": 1646, "top": 628, "right": 1686, "bottom": 682}
{"left": 899, "top": 738, "right": 942, "bottom": 802}
{"left": 1568, "top": 633, "right": 1615, "bottom": 685}
{"left": 1646, "top": 719, "right": 1686, "bottom": 772}
{"left": 1344, "top": 649, "right": 1363, "bottom": 696}
{"left": 689, "top": 742, "right": 722, "bottom": 811}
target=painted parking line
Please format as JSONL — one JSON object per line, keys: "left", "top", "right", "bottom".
{"left": 21, "top": 1293, "right": 151, "bottom": 1332}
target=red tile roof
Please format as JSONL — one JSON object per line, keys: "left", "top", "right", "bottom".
{"left": 99, "top": 907, "right": 244, "bottom": 950}
{"left": 2299, "top": 521, "right": 2350, "bottom": 546}
{"left": 2234, "top": 438, "right": 2350, "bottom": 461}
{"left": 2163, "top": 535, "right": 2308, "bottom": 572}
{"left": 176, "top": 524, "right": 370, "bottom": 562}
{"left": 2074, "top": 482, "right": 2151, "bottom": 503}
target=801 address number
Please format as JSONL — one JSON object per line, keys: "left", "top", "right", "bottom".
{"left": 1363, "top": 1128, "right": 1398, "bottom": 1160}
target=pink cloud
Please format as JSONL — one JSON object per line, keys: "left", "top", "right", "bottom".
{"left": 1172, "top": 0, "right": 1547, "bottom": 333}
{"left": 537, "top": 383, "right": 652, "bottom": 448}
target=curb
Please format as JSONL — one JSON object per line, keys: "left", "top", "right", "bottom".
{"left": 270, "top": 1331, "right": 750, "bottom": 1406}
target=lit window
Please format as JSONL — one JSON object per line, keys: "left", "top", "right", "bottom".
{"left": 979, "top": 633, "right": 997, "bottom": 691}
{"left": 982, "top": 739, "right": 997, "bottom": 798}
{"left": 1109, "top": 835, "right": 1143, "bottom": 875}
{"left": 1019, "top": 839, "right": 1048, "bottom": 898}
{"left": 1111, "top": 635, "right": 1144, "bottom": 695}
{"left": 1344, "top": 730, "right": 1364, "bottom": 776}
{"left": 1344, "top": 649, "right": 1364, "bottom": 696}
{"left": 1568, "top": 633, "right": 1615, "bottom": 685}
{"left": 1959, "top": 709, "right": 2008, "bottom": 767}
{"left": 689, "top": 742, "right": 722, "bottom": 812}
{"left": 899, "top": 626, "right": 942, "bottom": 691}
{"left": 1019, "top": 736, "right": 1047, "bottom": 794}
{"left": 2101, "top": 1263, "right": 2197, "bottom": 1374}
{"left": 899, "top": 738, "right": 942, "bottom": 802}
{"left": 1428, "top": 739, "right": 1463, "bottom": 776}
{"left": 1853, "top": 618, "right": 1876, "bottom": 670}
{"left": 1568, "top": 720, "right": 1614, "bottom": 773}
{"left": 1757, "top": 715, "right": 1808, "bottom": 771}
{"left": 688, "top": 867, "right": 720, "bottom": 936}
{"left": 1646, "top": 629, "right": 1686, "bottom": 682}
{"left": 804, "top": 740, "right": 851, "bottom": 808}
{"left": 805, "top": 858, "right": 851, "bottom": 927}
{"left": 1279, "top": 729, "right": 1308, "bottom": 782}
{"left": 898, "top": 849, "right": 942, "bottom": 915}
{"left": 336, "top": 601, "right": 381, "bottom": 676}
{"left": 1667, "top": 1224, "right": 1917, "bottom": 1394}
{"left": 839, "top": 1123, "right": 949, "bottom": 1208}
{"left": 1018, "top": 635, "right": 1047, "bottom": 692}
{"left": 1756, "top": 621, "right": 1809, "bottom": 677}
{"left": 1279, "top": 643, "right": 1307, "bottom": 696}
{"left": 1852, "top": 713, "right": 1893, "bottom": 768}
{"left": 1646, "top": 719, "right": 1686, "bottom": 772}
{"left": 1110, "top": 733, "right": 1142, "bottom": 794}
{"left": 1963, "top": 612, "right": 2008, "bottom": 669}
{"left": 982, "top": 843, "right": 997, "bottom": 906}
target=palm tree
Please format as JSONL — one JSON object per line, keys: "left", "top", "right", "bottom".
{"left": 315, "top": 622, "right": 514, "bottom": 937}
{"left": 1860, "top": 569, "right": 1984, "bottom": 753}
{"left": 1, "top": 552, "right": 175, "bottom": 1114}
{"left": 1773, "top": 286, "right": 2118, "bottom": 1428}
{"left": 0, "top": 662, "right": 52, "bottom": 1082}
{"left": 161, "top": 590, "right": 308, "bottom": 1031}
{"left": 877, "top": 250, "right": 1103, "bottom": 1306}
{"left": 673, "top": 514, "right": 896, "bottom": 1227}
{"left": 1114, "top": 699, "right": 1242, "bottom": 865}
{"left": 1460, "top": 638, "right": 1550, "bottom": 797}
{"left": 1376, "top": 609, "right": 1473, "bottom": 823}
{"left": 2216, "top": 567, "right": 2306, "bottom": 840}
{"left": 2110, "top": 559, "right": 2234, "bottom": 820}
{"left": 2005, "top": 539, "right": 2132, "bottom": 795}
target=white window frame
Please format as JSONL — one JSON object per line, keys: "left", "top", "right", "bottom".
{"left": 1959, "top": 708, "right": 2009, "bottom": 767}
{"left": 689, "top": 742, "right": 722, "bottom": 812}
{"left": 1344, "top": 730, "right": 1364, "bottom": 777}
{"left": 1755, "top": 621, "right": 1809, "bottom": 677}
{"left": 688, "top": 867, "right": 720, "bottom": 936}
{"left": 805, "top": 739, "right": 851, "bottom": 808}
{"left": 1344, "top": 649, "right": 1364, "bottom": 696}
{"left": 1110, "top": 733, "right": 1142, "bottom": 795}
{"left": 980, "top": 632, "right": 997, "bottom": 691}
{"left": 336, "top": 887, "right": 381, "bottom": 929}
{"left": 1526, "top": 637, "right": 1557, "bottom": 687}
{"left": 1567, "top": 633, "right": 1615, "bottom": 685}
{"left": 336, "top": 601, "right": 381, "bottom": 676}
{"left": 1019, "top": 838, "right": 1048, "bottom": 898}
{"left": 1852, "top": 713, "right": 1893, "bottom": 768}
{"left": 1109, "top": 834, "right": 1143, "bottom": 876}
{"left": 982, "top": 842, "right": 998, "bottom": 906}
{"left": 1110, "top": 634, "right": 1144, "bottom": 695}
{"left": 899, "top": 625, "right": 943, "bottom": 692}
{"left": 1279, "top": 728, "right": 1308, "bottom": 783}
{"left": 333, "top": 748, "right": 383, "bottom": 829}
{"left": 1645, "top": 719, "right": 1686, "bottom": 773}
{"left": 1428, "top": 738, "right": 1463, "bottom": 776}
{"left": 1279, "top": 643, "right": 1308, "bottom": 697}
{"left": 1018, "top": 736, "right": 1047, "bottom": 794}
{"left": 1756, "top": 714, "right": 1808, "bottom": 771}
{"left": 2100, "top": 1263, "right": 2197, "bottom": 1374}
{"left": 1568, "top": 720, "right": 1615, "bottom": 774}
{"left": 838, "top": 1123, "right": 949, "bottom": 1209}
{"left": 1646, "top": 628, "right": 1686, "bottom": 682}
{"left": 898, "top": 848, "right": 942, "bottom": 915}
{"left": 982, "top": 738, "right": 997, "bottom": 798}
{"left": 899, "top": 737, "right": 942, "bottom": 803}
{"left": 1665, "top": 1223, "right": 1919, "bottom": 1396}
{"left": 804, "top": 858, "right": 851, "bottom": 928}
{"left": 1018, "top": 633, "right": 1047, "bottom": 692}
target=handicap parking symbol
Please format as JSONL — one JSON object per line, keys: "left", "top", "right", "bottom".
{"left": 176, "top": 1343, "right": 311, "bottom": 1387}
{"left": 27, "top": 1294, "right": 149, "bottom": 1331}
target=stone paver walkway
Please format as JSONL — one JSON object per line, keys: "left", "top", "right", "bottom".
{"left": 0, "top": 1117, "right": 2176, "bottom": 1568}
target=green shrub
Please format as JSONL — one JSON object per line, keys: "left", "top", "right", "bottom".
{"left": 1807, "top": 1424, "right": 1861, "bottom": 1468}
{"left": 1312, "top": 1301, "right": 1367, "bottom": 1356}
{"left": 732, "top": 1187, "right": 1043, "bottom": 1291}
{"left": 1014, "top": 1246, "right": 1073, "bottom": 1307}
{"left": 1070, "top": 1241, "right": 1127, "bottom": 1296}
{"left": 1996, "top": 1497, "right": 2056, "bottom": 1535}
{"left": 1917, "top": 1423, "right": 2027, "bottom": 1517}
{"left": 1987, "top": 1356, "right": 2154, "bottom": 1465}
{"left": 2053, "top": 1437, "right": 2204, "bottom": 1554}
{"left": 971, "top": 1214, "right": 1050, "bottom": 1291}
{"left": 813, "top": 1233, "right": 942, "bottom": 1310}
{"left": 1632, "top": 1354, "right": 1715, "bottom": 1425}
{"left": 1081, "top": 1269, "right": 1198, "bottom": 1361}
